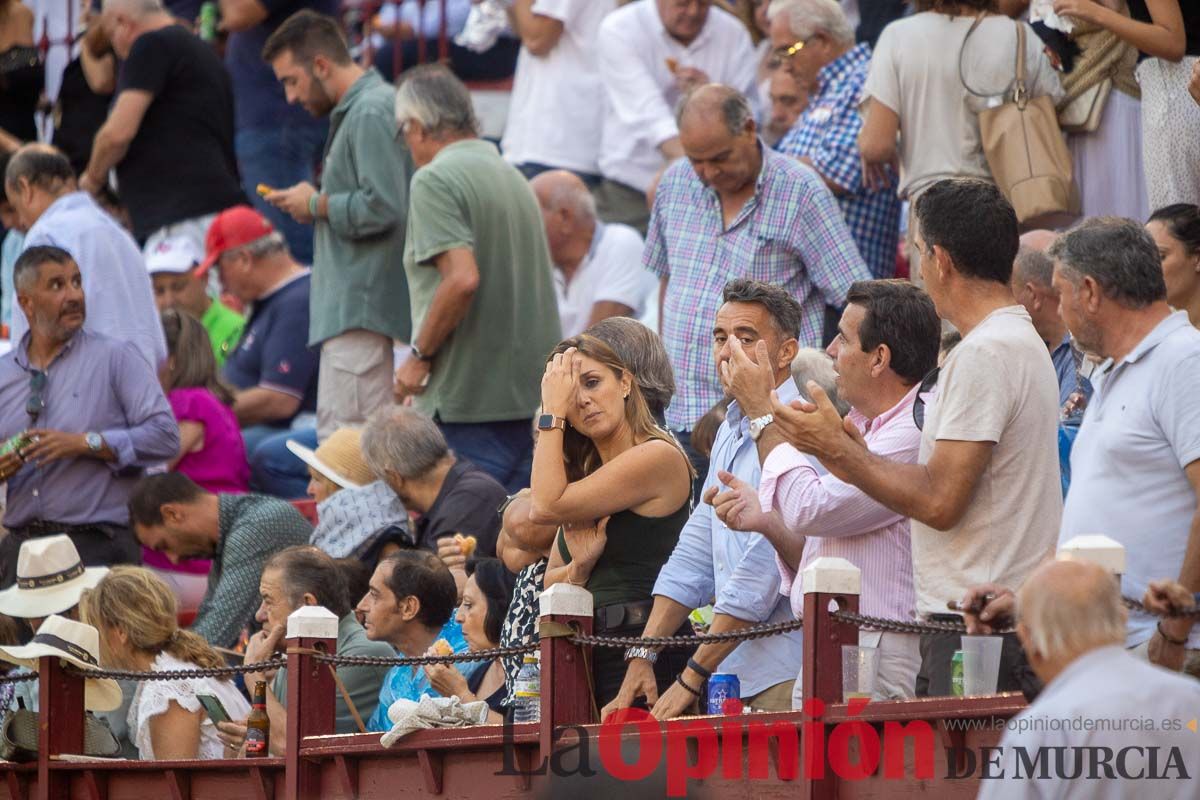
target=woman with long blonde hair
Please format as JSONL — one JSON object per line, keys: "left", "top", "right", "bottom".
{"left": 530, "top": 333, "right": 694, "bottom": 707}
{"left": 80, "top": 567, "right": 250, "bottom": 760}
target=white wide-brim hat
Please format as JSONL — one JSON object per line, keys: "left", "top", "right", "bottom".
{"left": 286, "top": 428, "right": 373, "bottom": 489}
{"left": 0, "top": 534, "right": 109, "bottom": 618}
{"left": 0, "top": 616, "right": 123, "bottom": 711}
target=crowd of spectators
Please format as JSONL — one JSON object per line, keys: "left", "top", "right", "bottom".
{"left": 0, "top": 1, "right": 1199, "bottom": 790}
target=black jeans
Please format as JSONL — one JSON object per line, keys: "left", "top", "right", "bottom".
{"left": 0, "top": 523, "right": 140, "bottom": 589}
{"left": 915, "top": 629, "right": 1042, "bottom": 701}
{"left": 591, "top": 621, "right": 693, "bottom": 711}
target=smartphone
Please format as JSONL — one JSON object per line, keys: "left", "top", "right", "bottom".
{"left": 198, "top": 694, "right": 231, "bottom": 725}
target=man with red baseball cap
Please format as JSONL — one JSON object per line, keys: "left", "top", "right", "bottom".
{"left": 204, "top": 206, "right": 319, "bottom": 497}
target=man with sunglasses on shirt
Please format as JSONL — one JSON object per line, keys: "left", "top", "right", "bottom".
{"left": 0, "top": 245, "right": 179, "bottom": 588}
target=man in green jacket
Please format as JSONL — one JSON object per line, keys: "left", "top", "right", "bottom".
{"left": 261, "top": 10, "right": 413, "bottom": 442}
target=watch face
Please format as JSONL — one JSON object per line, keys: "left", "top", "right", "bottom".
{"left": 86, "top": 433, "right": 102, "bottom": 450}
{"left": 537, "top": 414, "right": 556, "bottom": 431}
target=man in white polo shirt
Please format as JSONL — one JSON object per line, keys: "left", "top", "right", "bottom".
{"left": 1051, "top": 217, "right": 1200, "bottom": 676}
{"left": 594, "top": 0, "right": 757, "bottom": 234}
{"left": 502, "top": 1, "right": 617, "bottom": 184}
{"left": 530, "top": 170, "right": 655, "bottom": 337}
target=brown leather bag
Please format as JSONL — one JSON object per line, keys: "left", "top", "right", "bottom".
{"left": 960, "top": 17, "right": 1078, "bottom": 223}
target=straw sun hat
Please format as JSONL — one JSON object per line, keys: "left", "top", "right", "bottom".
{"left": 0, "top": 535, "right": 108, "bottom": 619}
{"left": 0, "top": 615, "right": 123, "bottom": 711}
{"left": 286, "top": 428, "right": 375, "bottom": 489}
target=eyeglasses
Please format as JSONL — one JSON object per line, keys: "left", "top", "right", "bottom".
{"left": 26, "top": 370, "right": 46, "bottom": 424}
{"left": 772, "top": 39, "right": 806, "bottom": 61}
{"left": 912, "top": 367, "right": 940, "bottom": 432}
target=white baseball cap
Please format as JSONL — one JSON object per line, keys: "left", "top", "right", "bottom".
{"left": 145, "top": 235, "right": 203, "bottom": 275}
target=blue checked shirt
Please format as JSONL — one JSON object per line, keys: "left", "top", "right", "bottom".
{"left": 644, "top": 144, "right": 869, "bottom": 431}
{"left": 777, "top": 43, "right": 901, "bottom": 280}
{"left": 652, "top": 381, "right": 805, "bottom": 697}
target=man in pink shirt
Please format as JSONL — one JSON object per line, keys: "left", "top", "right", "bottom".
{"left": 712, "top": 279, "right": 940, "bottom": 700}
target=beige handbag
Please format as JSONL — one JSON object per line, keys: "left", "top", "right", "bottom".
{"left": 960, "top": 17, "right": 1078, "bottom": 224}
{"left": 1057, "top": 18, "right": 1138, "bottom": 133}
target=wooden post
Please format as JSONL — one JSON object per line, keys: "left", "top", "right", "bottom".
{"left": 537, "top": 584, "right": 594, "bottom": 760}
{"left": 801, "top": 557, "right": 862, "bottom": 800}
{"left": 36, "top": 656, "right": 85, "bottom": 800}
{"left": 284, "top": 606, "right": 338, "bottom": 800}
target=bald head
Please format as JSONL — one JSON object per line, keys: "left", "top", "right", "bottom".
{"left": 101, "top": 0, "right": 164, "bottom": 17}
{"left": 676, "top": 84, "right": 754, "bottom": 137}
{"left": 1019, "top": 229, "right": 1058, "bottom": 253}
{"left": 1017, "top": 560, "right": 1125, "bottom": 678}
{"left": 4, "top": 143, "right": 73, "bottom": 193}
{"left": 530, "top": 170, "right": 595, "bottom": 224}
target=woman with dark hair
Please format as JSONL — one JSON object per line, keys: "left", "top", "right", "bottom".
{"left": 1147, "top": 203, "right": 1200, "bottom": 326}
{"left": 424, "top": 558, "right": 516, "bottom": 721}
{"left": 531, "top": 334, "right": 694, "bottom": 707}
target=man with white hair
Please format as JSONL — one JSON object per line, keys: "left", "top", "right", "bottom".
{"left": 771, "top": 0, "right": 900, "bottom": 279}
{"left": 979, "top": 559, "right": 1200, "bottom": 799}
{"left": 81, "top": 0, "right": 244, "bottom": 256}
{"left": 263, "top": 10, "right": 413, "bottom": 443}
{"left": 530, "top": 170, "right": 655, "bottom": 337}
{"left": 392, "top": 65, "right": 560, "bottom": 494}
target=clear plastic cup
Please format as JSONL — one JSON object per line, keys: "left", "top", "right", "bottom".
{"left": 842, "top": 645, "right": 880, "bottom": 702}
{"left": 960, "top": 635, "right": 1004, "bottom": 696}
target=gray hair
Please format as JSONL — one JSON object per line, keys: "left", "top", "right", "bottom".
{"left": 1048, "top": 217, "right": 1166, "bottom": 309}
{"left": 14, "top": 245, "right": 75, "bottom": 293}
{"left": 4, "top": 143, "right": 74, "bottom": 193}
{"left": 1013, "top": 246, "right": 1055, "bottom": 289}
{"left": 361, "top": 406, "right": 451, "bottom": 480}
{"left": 539, "top": 176, "right": 596, "bottom": 224}
{"left": 676, "top": 85, "right": 754, "bottom": 137}
{"left": 583, "top": 317, "right": 675, "bottom": 416}
{"left": 791, "top": 348, "right": 849, "bottom": 416}
{"left": 102, "top": 0, "right": 164, "bottom": 16}
{"left": 768, "top": 0, "right": 855, "bottom": 45}
{"left": 229, "top": 231, "right": 288, "bottom": 260}
{"left": 1017, "top": 560, "right": 1126, "bottom": 662}
{"left": 394, "top": 64, "right": 479, "bottom": 139}
{"left": 722, "top": 278, "right": 803, "bottom": 339}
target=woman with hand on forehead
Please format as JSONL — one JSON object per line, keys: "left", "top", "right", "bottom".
{"left": 530, "top": 334, "right": 694, "bottom": 708}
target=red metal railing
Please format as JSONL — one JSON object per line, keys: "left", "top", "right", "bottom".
{"left": 0, "top": 580, "right": 1024, "bottom": 799}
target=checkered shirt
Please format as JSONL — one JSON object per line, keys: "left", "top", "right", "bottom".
{"left": 778, "top": 43, "right": 901, "bottom": 280}
{"left": 644, "top": 144, "right": 870, "bottom": 430}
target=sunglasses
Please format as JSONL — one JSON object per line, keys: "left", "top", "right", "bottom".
{"left": 912, "top": 367, "right": 940, "bottom": 432}
{"left": 26, "top": 369, "right": 46, "bottom": 424}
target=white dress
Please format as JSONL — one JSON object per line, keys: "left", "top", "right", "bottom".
{"left": 128, "top": 652, "right": 252, "bottom": 760}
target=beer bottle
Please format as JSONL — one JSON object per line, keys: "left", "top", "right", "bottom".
{"left": 245, "top": 680, "right": 270, "bottom": 757}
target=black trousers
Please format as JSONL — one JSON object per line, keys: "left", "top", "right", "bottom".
{"left": 0, "top": 524, "right": 140, "bottom": 589}
{"left": 591, "top": 621, "right": 693, "bottom": 711}
{"left": 915, "top": 630, "right": 1043, "bottom": 701}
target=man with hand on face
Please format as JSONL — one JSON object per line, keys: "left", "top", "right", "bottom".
{"left": 711, "top": 279, "right": 940, "bottom": 702}
{"left": 0, "top": 246, "right": 179, "bottom": 588}
{"left": 262, "top": 10, "right": 412, "bottom": 441}
{"left": 603, "top": 279, "right": 804, "bottom": 721}
{"left": 215, "top": 546, "right": 393, "bottom": 754}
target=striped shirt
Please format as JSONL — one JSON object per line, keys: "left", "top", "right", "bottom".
{"left": 644, "top": 145, "right": 870, "bottom": 430}
{"left": 759, "top": 384, "right": 920, "bottom": 621}
{"left": 777, "top": 43, "right": 901, "bottom": 280}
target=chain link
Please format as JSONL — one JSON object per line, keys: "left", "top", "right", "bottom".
{"left": 567, "top": 617, "right": 807, "bottom": 649}
{"left": 64, "top": 658, "right": 287, "bottom": 682}
{"left": 316, "top": 642, "right": 539, "bottom": 668}
{"left": 0, "top": 671, "right": 38, "bottom": 685}
{"left": 1123, "top": 596, "right": 1200, "bottom": 620}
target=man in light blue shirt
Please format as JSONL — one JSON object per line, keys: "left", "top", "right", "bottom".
{"left": 4, "top": 144, "right": 165, "bottom": 369}
{"left": 603, "top": 279, "right": 805, "bottom": 720}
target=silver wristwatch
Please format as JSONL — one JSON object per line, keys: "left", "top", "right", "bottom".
{"left": 85, "top": 432, "right": 104, "bottom": 452}
{"left": 748, "top": 413, "right": 774, "bottom": 441}
{"left": 623, "top": 646, "right": 658, "bottom": 664}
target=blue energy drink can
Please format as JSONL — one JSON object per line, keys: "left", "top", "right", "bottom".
{"left": 707, "top": 673, "right": 741, "bottom": 715}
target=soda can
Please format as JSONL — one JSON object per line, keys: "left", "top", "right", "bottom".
{"left": 707, "top": 673, "right": 740, "bottom": 715}
{"left": 950, "top": 650, "right": 965, "bottom": 697}
{"left": 199, "top": 1, "right": 218, "bottom": 43}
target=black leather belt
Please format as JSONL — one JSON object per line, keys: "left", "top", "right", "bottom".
{"left": 13, "top": 521, "right": 115, "bottom": 538}
{"left": 594, "top": 600, "right": 654, "bottom": 633}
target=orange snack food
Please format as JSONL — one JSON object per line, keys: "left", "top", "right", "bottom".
{"left": 665, "top": 57, "right": 679, "bottom": 74}
{"left": 255, "top": 183, "right": 274, "bottom": 197}
{"left": 454, "top": 533, "right": 478, "bottom": 558}
{"left": 432, "top": 639, "right": 453, "bottom": 657}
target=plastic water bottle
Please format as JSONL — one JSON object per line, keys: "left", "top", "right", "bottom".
{"left": 512, "top": 653, "right": 541, "bottom": 723}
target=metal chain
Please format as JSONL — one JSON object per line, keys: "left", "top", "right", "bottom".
{"left": 0, "top": 671, "right": 38, "bottom": 685}
{"left": 316, "top": 641, "right": 539, "bottom": 668}
{"left": 64, "top": 658, "right": 287, "bottom": 682}
{"left": 1123, "top": 596, "right": 1200, "bottom": 620}
{"left": 829, "top": 610, "right": 1007, "bottom": 635}
{"left": 567, "top": 617, "right": 807, "bottom": 649}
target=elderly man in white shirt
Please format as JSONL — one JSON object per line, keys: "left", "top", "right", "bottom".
{"left": 530, "top": 170, "right": 655, "bottom": 337}
{"left": 979, "top": 559, "right": 1200, "bottom": 799}
{"left": 1050, "top": 218, "right": 1200, "bottom": 675}
{"left": 3, "top": 144, "right": 165, "bottom": 370}
{"left": 594, "top": 0, "right": 758, "bottom": 233}
{"left": 502, "top": 0, "right": 617, "bottom": 183}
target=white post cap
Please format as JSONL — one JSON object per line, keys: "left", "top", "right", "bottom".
{"left": 286, "top": 605, "right": 339, "bottom": 639}
{"left": 1057, "top": 535, "right": 1126, "bottom": 575}
{"left": 539, "top": 583, "right": 594, "bottom": 618}
{"left": 801, "top": 557, "right": 861, "bottom": 595}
